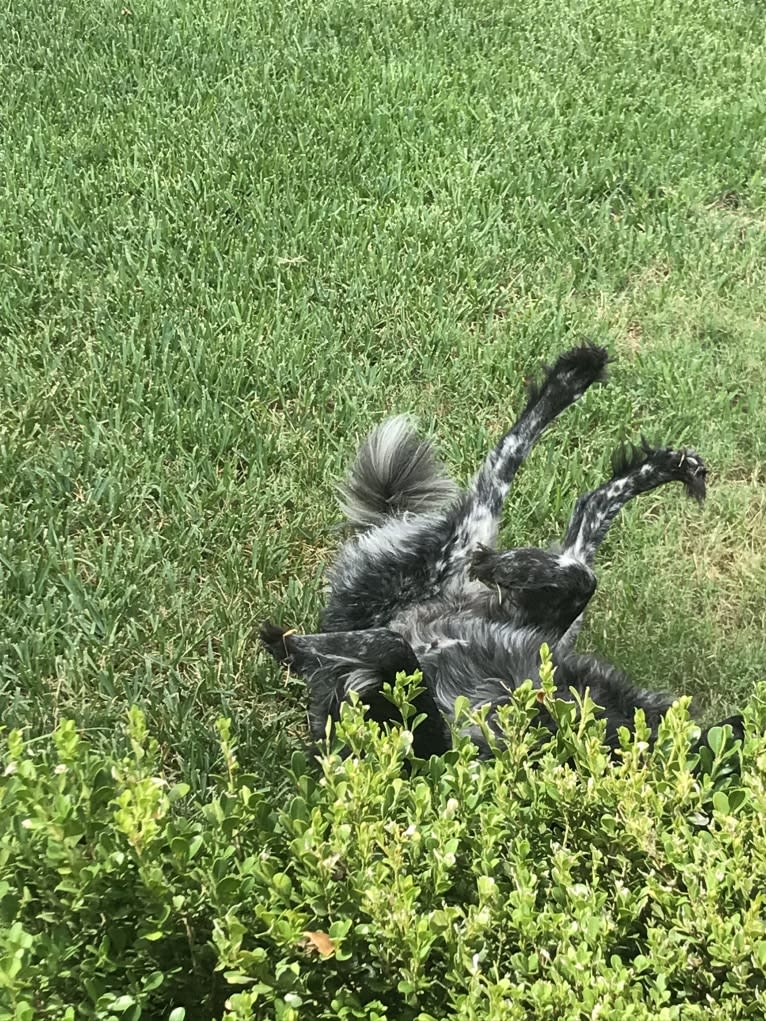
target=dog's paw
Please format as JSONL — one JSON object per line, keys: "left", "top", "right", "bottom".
{"left": 468, "top": 544, "right": 496, "bottom": 584}
{"left": 259, "top": 620, "right": 294, "bottom": 663}
{"left": 612, "top": 442, "right": 707, "bottom": 502}
{"left": 527, "top": 342, "right": 611, "bottom": 406}
{"left": 552, "top": 342, "right": 611, "bottom": 392}
{"left": 660, "top": 448, "right": 707, "bottom": 502}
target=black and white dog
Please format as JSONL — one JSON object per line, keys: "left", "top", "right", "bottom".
{"left": 262, "top": 344, "right": 741, "bottom": 757}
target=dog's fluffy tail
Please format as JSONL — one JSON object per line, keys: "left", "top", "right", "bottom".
{"left": 338, "top": 415, "right": 460, "bottom": 530}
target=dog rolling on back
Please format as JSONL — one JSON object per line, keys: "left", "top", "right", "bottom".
{"left": 261, "top": 344, "right": 741, "bottom": 756}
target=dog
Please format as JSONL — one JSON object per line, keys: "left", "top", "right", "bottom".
{"left": 261, "top": 343, "right": 742, "bottom": 758}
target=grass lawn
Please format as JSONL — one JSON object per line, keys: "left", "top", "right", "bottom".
{"left": 1, "top": 0, "right": 765, "bottom": 792}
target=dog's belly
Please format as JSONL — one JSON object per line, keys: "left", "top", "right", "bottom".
{"left": 389, "top": 605, "right": 546, "bottom": 720}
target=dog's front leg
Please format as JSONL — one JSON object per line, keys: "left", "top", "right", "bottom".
{"left": 259, "top": 623, "right": 449, "bottom": 755}
{"left": 450, "top": 344, "right": 610, "bottom": 557}
{"left": 469, "top": 545, "right": 597, "bottom": 639}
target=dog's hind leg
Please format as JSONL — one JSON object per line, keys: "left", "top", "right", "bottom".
{"left": 562, "top": 442, "right": 706, "bottom": 566}
{"left": 455, "top": 343, "right": 610, "bottom": 549}
{"left": 557, "top": 443, "right": 706, "bottom": 649}
{"left": 468, "top": 443, "right": 706, "bottom": 644}
{"left": 259, "top": 622, "right": 449, "bottom": 755}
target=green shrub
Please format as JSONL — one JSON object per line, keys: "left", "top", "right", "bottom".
{"left": 2, "top": 649, "right": 765, "bottom": 1021}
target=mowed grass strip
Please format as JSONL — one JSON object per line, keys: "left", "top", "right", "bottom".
{"left": 1, "top": 0, "right": 765, "bottom": 786}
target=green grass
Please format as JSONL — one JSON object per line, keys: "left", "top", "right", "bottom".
{"left": 1, "top": 0, "right": 765, "bottom": 790}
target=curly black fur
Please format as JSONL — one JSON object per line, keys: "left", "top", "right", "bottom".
{"left": 523, "top": 341, "right": 611, "bottom": 410}
{"left": 262, "top": 343, "right": 737, "bottom": 759}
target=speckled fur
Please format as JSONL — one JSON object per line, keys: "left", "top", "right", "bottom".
{"left": 262, "top": 344, "right": 739, "bottom": 757}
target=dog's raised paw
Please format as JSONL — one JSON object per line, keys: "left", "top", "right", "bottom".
{"left": 259, "top": 620, "right": 294, "bottom": 663}
{"left": 668, "top": 448, "right": 707, "bottom": 502}
{"left": 554, "top": 342, "right": 611, "bottom": 385}
{"left": 528, "top": 342, "right": 611, "bottom": 406}
{"left": 468, "top": 543, "right": 496, "bottom": 583}
{"left": 612, "top": 443, "right": 707, "bottom": 503}
{"left": 678, "top": 450, "right": 706, "bottom": 502}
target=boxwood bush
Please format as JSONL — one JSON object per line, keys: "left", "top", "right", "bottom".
{"left": 2, "top": 649, "right": 765, "bottom": 1021}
